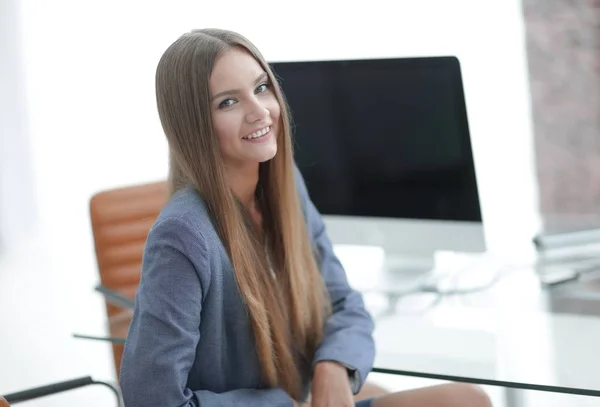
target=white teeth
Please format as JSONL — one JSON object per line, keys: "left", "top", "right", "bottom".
{"left": 243, "top": 126, "right": 270, "bottom": 140}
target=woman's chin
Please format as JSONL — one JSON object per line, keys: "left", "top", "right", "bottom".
{"left": 257, "top": 146, "right": 278, "bottom": 163}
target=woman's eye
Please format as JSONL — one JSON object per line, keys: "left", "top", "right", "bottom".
{"left": 255, "top": 83, "right": 270, "bottom": 93}
{"left": 218, "top": 98, "right": 236, "bottom": 109}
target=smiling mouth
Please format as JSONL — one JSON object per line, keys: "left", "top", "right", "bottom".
{"left": 242, "top": 126, "right": 271, "bottom": 140}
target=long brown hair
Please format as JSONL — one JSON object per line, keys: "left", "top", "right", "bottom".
{"left": 155, "top": 28, "right": 331, "bottom": 399}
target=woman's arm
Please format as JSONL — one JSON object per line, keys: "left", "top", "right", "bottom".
{"left": 119, "top": 216, "right": 295, "bottom": 407}
{"left": 294, "top": 168, "right": 376, "bottom": 395}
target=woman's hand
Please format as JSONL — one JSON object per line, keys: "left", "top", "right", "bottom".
{"left": 294, "top": 398, "right": 311, "bottom": 407}
{"left": 310, "top": 361, "right": 354, "bottom": 407}
{"left": 293, "top": 391, "right": 311, "bottom": 407}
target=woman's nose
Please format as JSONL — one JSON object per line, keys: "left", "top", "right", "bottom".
{"left": 245, "top": 100, "right": 269, "bottom": 123}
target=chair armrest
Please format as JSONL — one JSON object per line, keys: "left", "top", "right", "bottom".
{"left": 2, "top": 376, "right": 122, "bottom": 406}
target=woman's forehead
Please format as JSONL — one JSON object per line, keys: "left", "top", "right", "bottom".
{"left": 210, "top": 48, "right": 265, "bottom": 91}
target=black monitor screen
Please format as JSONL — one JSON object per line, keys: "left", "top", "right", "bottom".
{"left": 271, "top": 56, "right": 482, "bottom": 222}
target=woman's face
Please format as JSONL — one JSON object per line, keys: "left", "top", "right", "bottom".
{"left": 209, "top": 48, "right": 281, "bottom": 170}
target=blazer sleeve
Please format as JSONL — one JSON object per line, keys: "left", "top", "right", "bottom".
{"left": 119, "top": 216, "right": 295, "bottom": 407}
{"left": 294, "top": 168, "right": 376, "bottom": 394}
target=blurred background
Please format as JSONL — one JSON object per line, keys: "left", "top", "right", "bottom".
{"left": 1, "top": 0, "right": 599, "bottom": 405}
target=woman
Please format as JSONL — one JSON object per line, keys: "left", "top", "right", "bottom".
{"left": 119, "top": 28, "right": 492, "bottom": 407}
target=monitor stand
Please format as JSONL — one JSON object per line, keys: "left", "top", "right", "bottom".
{"left": 333, "top": 244, "right": 434, "bottom": 293}
{"left": 377, "top": 251, "right": 436, "bottom": 293}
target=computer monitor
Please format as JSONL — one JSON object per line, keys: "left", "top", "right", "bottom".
{"left": 270, "top": 56, "right": 485, "bottom": 266}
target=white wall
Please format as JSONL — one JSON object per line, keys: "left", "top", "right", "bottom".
{"left": 2, "top": 0, "right": 539, "bottom": 405}
{"left": 15, "top": 0, "right": 540, "bottom": 259}
{"left": 0, "top": 0, "right": 38, "bottom": 256}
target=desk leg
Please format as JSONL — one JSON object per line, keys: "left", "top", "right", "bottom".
{"left": 505, "top": 387, "right": 527, "bottom": 407}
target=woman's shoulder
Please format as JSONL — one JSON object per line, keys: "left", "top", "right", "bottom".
{"left": 159, "top": 185, "right": 211, "bottom": 222}
{"left": 147, "top": 186, "right": 218, "bottom": 251}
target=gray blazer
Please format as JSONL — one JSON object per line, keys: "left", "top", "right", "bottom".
{"left": 119, "top": 169, "right": 375, "bottom": 407}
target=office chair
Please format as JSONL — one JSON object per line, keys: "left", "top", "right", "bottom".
{"left": 82, "top": 180, "right": 389, "bottom": 401}
{"left": 87, "top": 180, "right": 168, "bottom": 377}
{"left": 1, "top": 376, "right": 122, "bottom": 406}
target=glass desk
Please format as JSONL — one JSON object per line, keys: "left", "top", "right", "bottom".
{"left": 81, "top": 259, "right": 600, "bottom": 404}
{"left": 371, "top": 305, "right": 600, "bottom": 398}
{"left": 84, "top": 296, "right": 600, "bottom": 399}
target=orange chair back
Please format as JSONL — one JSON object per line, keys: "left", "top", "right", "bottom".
{"left": 89, "top": 181, "right": 168, "bottom": 377}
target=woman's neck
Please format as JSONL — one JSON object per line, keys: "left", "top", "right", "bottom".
{"left": 226, "top": 163, "right": 260, "bottom": 210}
